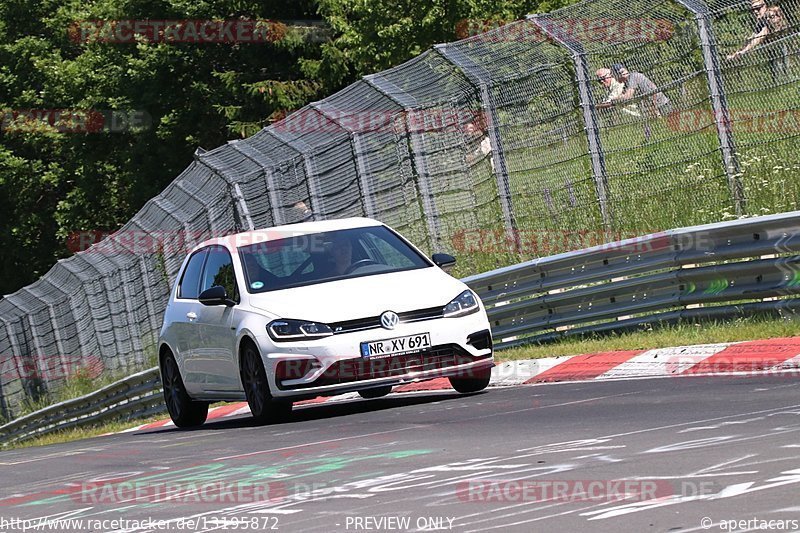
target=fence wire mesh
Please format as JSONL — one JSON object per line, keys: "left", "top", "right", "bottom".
{"left": 1, "top": 0, "right": 799, "bottom": 419}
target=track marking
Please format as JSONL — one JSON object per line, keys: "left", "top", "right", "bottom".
{"left": 213, "top": 427, "right": 420, "bottom": 461}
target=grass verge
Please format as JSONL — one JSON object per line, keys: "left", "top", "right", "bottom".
{"left": 1, "top": 411, "right": 168, "bottom": 451}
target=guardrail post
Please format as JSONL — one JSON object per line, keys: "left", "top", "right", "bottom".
{"left": 433, "top": 43, "right": 521, "bottom": 251}
{"left": 230, "top": 140, "right": 286, "bottom": 226}
{"left": 675, "top": 0, "right": 744, "bottom": 216}
{"left": 528, "top": 15, "right": 612, "bottom": 229}
{"left": 364, "top": 73, "right": 443, "bottom": 252}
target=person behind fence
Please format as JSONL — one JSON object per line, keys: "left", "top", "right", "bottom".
{"left": 765, "top": 6, "right": 791, "bottom": 79}
{"left": 726, "top": 0, "right": 772, "bottom": 59}
{"left": 601, "top": 64, "right": 673, "bottom": 119}
{"left": 464, "top": 121, "right": 494, "bottom": 171}
{"left": 726, "top": 0, "right": 789, "bottom": 80}
{"left": 595, "top": 68, "right": 641, "bottom": 117}
{"left": 291, "top": 200, "right": 314, "bottom": 222}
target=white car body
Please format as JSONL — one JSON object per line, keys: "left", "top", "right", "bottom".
{"left": 158, "top": 217, "right": 493, "bottom": 423}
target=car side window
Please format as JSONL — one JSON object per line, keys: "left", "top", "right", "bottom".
{"left": 201, "top": 246, "right": 239, "bottom": 302}
{"left": 178, "top": 249, "right": 207, "bottom": 299}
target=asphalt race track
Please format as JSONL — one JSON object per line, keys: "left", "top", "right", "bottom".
{"left": 2, "top": 375, "right": 800, "bottom": 532}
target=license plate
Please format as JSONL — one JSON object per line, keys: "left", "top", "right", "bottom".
{"left": 360, "top": 332, "right": 431, "bottom": 358}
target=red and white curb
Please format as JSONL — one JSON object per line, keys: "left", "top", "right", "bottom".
{"left": 118, "top": 337, "right": 800, "bottom": 434}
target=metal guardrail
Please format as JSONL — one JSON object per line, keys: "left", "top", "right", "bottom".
{"left": 3, "top": 211, "right": 800, "bottom": 445}
{"left": 0, "top": 368, "right": 164, "bottom": 446}
{"left": 464, "top": 211, "right": 800, "bottom": 349}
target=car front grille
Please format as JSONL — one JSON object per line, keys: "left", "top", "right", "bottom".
{"left": 278, "top": 344, "right": 491, "bottom": 390}
{"left": 329, "top": 305, "right": 444, "bottom": 334}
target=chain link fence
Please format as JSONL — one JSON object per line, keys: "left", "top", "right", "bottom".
{"left": 1, "top": 0, "right": 798, "bottom": 419}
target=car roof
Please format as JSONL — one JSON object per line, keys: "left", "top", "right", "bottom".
{"left": 188, "top": 217, "right": 384, "bottom": 254}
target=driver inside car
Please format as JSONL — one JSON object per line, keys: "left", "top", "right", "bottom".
{"left": 328, "top": 234, "right": 354, "bottom": 276}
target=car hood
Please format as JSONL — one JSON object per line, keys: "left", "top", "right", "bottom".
{"left": 247, "top": 267, "right": 468, "bottom": 322}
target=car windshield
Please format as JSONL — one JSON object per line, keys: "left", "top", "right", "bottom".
{"left": 238, "top": 225, "right": 431, "bottom": 293}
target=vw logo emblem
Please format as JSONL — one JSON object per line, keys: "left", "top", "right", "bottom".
{"left": 380, "top": 311, "right": 399, "bottom": 330}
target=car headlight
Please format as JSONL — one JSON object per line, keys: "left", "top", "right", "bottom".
{"left": 443, "top": 290, "right": 480, "bottom": 318}
{"left": 267, "top": 319, "right": 333, "bottom": 341}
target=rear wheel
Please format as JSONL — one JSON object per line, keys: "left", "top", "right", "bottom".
{"left": 358, "top": 385, "right": 393, "bottom": 399}
{"left": 161, "top": 352, "right": 208, "bottom": 428}
{"left": 449, "top": 367, "right": 491, "bottom": 394}
{"left": 241, "top": 341, "right": 292, "bottom": 425}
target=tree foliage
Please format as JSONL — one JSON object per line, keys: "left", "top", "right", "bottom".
{"left": 0, "top": 0, "right": 566, "bottom": 295}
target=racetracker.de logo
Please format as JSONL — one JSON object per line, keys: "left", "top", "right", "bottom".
{"left": 455, "top": 18, "right": 674, "bottom": 43}
{"left": 69, "top": 19, "right": 286, "bottom": 44}
{"left": 72, "top": 481, "right": 289, "bottom": 504}
{"left": 666, "top": 109, "right": 800, "bottom": 133}
{"left": 0, "top": 109, "right": 151, "bottom": 134}
{"left": 456, "top": 479, "right": 674, "bottom": 503}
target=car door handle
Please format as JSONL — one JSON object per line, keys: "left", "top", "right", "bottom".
{"left": 186, "top": 312, "right": 197, "bottom": 320}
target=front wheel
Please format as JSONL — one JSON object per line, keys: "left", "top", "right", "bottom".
{"left": 449, "top": 367, "right": 491, "bottom": 394}
{"left": 161, "top": 352, "right": 208, "bottom": 428}
{"left": 241, "top": 341, "right": 292, "bottom": 425}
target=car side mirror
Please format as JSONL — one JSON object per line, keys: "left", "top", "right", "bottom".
{"left": 432, "top": 253, "right": 456, "bottom": 271}
{"left": 199, "top": 285, "right": 235, "bottom": 307}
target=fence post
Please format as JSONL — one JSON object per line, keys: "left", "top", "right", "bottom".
{"left": 22, "top": 312, "right": 46, "bottom": 394}
{"left": 528, "top": 15, "right": 612, "bottom": 229}
{"left": 364, "top": 73, "right": 443, "bottom": 252}
{"left": 675, "top": 0, "right": 744, "bottom": 216}
{"left": 311, "top": 101, "right": 377, "bottom": 219}
{"left": 268, "top": 130, "right": 324, "bottom": 221}
{"left": 44, "top": 300, "right": 68, "bottom": 378}
{"left": 229, "top": 140, "right": 286, "bottom": 226}
{"left": 433, "top": 43, "right": 520, "bottom": 251}
{"left": 59, "top": 261, "right": 110, "bottom": 371}
{"left": 62, "top": 279, "right": 102, "bottom": 370}
{"left": 0, "top": 317, "right": 23, "bottom": 419}
{"left": 193, "top": 153, "right": 256, "bottom": 232}
{"left": 137, "top": 254, "right": 164, "bottom": 337}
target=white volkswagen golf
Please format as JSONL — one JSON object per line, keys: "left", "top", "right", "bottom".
{"left": 158, "top": 218, "right": 494, "bottom": 427}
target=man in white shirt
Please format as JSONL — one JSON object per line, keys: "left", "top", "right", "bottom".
{"left": 595, "top": 68, "right": 641, "bottom": 117}
{"left": 600, "top": 64, "right": 673, "bottom": 118}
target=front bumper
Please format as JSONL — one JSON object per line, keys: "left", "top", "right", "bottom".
{"left": 272, "top": 352, "right": 493, "bottom": 398}
{"left": 278, "top": 343, "right": 492, "bottom": 391}
{"left": 255, "top": 311, "right": 493, "bottom": 399}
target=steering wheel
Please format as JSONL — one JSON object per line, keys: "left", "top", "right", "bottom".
{"left": 344, "top": 259, "right": 378, "bottom": 274}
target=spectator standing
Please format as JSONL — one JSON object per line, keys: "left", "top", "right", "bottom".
{"left": 727, "top": 0, "right": 791, "bottom": 80}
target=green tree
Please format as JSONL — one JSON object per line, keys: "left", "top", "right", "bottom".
{"left": 0, "top": 0, "right": 572, "bottom": 295}
{"left": 314, "top": 0, "right": 571, "bottom": 86}
{"left": 0, "top": 0, "right": 326, "bottom": 295}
